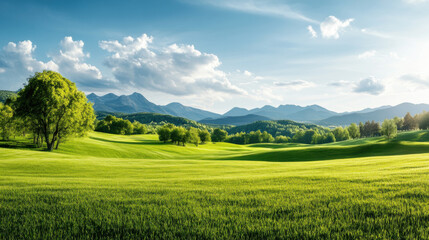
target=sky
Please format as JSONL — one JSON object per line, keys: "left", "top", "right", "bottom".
{"left": 1, "top": 0, "right": 429, "bottom": 114}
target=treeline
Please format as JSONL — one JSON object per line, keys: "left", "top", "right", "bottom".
{"left": 152, "top": 111, "right": 429, "bottom": 146}
{"left": 95, "top": 115, "right": 154, "bottom": 135}
{"left": 227, "top": 120, "right": 326, "bottom": 138}
{"left": 156, "top": 124, "right": 211, "bottom": 146}
{"left": 96, "top": 111, "right": 209, "bottom": 130}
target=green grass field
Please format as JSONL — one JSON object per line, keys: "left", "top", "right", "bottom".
{"left": 1, "top": 131, "right": 429, "bottom": 239}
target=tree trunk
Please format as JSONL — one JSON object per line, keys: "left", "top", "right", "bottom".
{"left": 55, "top": 137, "right": 60, "bottom": 149}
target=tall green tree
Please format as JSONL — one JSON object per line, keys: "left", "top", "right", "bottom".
{"left": 0, "top": 103, "right": 14, "bottom": 140}
{"left": 403, "top": 112, "right": 417, "bottom": 130}
{"left": 381, "top": 119, "right": 397, "bottom": 139}
{"left": 198, "top": 129, "right": 211, "bottom": 143}
{"left": 187, "top": 127, "right": 200, "bottom": 146}
{"left": 157, "top": 125, "right": 172, "bottom": 143}
{"left": 347, "top": 123, "right": 360, "bottom": 139}
{"left": 15, "top": 71, "right": 95, "bottom": 151}
{"left": 211, "top": 128, "right": 228, "bottom": 142}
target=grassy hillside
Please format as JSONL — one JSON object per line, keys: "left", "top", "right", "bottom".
{"left": 0, "top": 131, "right": 428, "bottom": 239}
{"left": 0, "top": 90, "right": 17, "bottom": 103}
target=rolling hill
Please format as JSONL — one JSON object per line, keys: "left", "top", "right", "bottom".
{"left": 199, "top": 114, "right": 272, "bottom": 126}
{"left": 0, "top": 90, "right": 17, "bottom": 103}
{"left": 96, "top": 111, "right": 208, "bottom": 129}
{"left": 1, "top": 131, "right": 428, "bottom": 239}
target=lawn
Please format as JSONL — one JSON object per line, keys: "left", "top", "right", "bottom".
{"left": 0, "top": 131, "right": 428, "bottom": 239}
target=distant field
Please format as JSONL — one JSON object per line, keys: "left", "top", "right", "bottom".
{"left": 0, "top": 131, "right": 428, "bottom": 239}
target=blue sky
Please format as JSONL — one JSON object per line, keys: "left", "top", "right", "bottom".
{"left": 1, "top": 0, "right": 429, "bottom": 113}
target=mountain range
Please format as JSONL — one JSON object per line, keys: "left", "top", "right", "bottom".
{"left": 86, "top": 92, "right": 429, "bottom": 126}
{"left": 2, "top": 90, "right": 428, "bottom": 126}
{"left": 87, "top": 92, "right": 221, "bottom": 121}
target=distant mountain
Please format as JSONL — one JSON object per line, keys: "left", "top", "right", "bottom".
{"left": 163, "top": 102, "right": 221, "bottom": 121}
{"left": 0, "top": 90, "right": 17, "bottom": 103}
{"left": 223, "top": 104, "right": 337, "bottom": 122}
{"left": 317, "top": 103, "right": 429, "bottom": 126}
{"left": 199, "top": 114, "right": 272, "bottom": 126}
{"left": 88, "top": 92, "right": 221, "bottom": 121}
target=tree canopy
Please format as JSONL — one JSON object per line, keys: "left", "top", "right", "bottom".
{"left": 14, "top": 71, "right": 95, "bottom": 151}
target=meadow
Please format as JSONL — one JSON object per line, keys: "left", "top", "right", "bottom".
{"left": 0, "top": 131, "right": 429, "bottom": 239}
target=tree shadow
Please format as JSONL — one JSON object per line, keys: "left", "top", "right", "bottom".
{"left": 0, "top": 140, "right": 38, "bottom": 149}
{"left": 89, "top": 136, "right": 165, "bottom": 145}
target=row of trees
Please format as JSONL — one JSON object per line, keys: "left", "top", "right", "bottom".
{"left": 0, "top": 71, "right": 95, "bottom": 151}
{"left": 156, "top": 124, "right": 213, "bottom": 146}
{"left": 95, "top": 115, "right": 148, "bottom": 135}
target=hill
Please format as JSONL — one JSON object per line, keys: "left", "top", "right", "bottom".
{"left": 199, "top": 114, "right": 271, "bottom": 126}
{"left": 0, "top": 131, "right": 428, "bottom": 239}
{"left": 0, "top": 90, "right": 17, "bottom": 103}
{"left": 88, "top": 92, "right": 221, "bottom": 121}
{"left": 318, "top": 102, "right": 429, "bottom": 126}
{"left": 227, "top": 120, "right": 327, "bottom": 137}
{"left": 96, "top": 111, "right": 208, "bottom": 129}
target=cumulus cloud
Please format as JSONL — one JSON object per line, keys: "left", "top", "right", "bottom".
{"left": 99, "top": 34, "right": 245, "bottom": 96}
{"left": 51, "top": 37, "right": 107, "bottom": 89}
{"left": 0, "top": 40, "right": 58, "bottom": 89}
{"left": 353, "top": 77, "right": 385, "bottom": 95}
{"left": 0, "top": 40, "right": 58, "bottom": 73}
{"left": 0, "top": 37, "right": 110, "bottom": 91}
{"left": 358, "top": 50, "right": 377, "bottom": 59}
{"left": 320, "top": 16, "right": 354, "bottom": 39}
{"left": 307, "top": 25, "right": 318, "bottom": 38}
{"left": 274, "top": 80, "right": 314, "bottom": 90}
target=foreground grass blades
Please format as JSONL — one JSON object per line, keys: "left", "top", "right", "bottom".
{"left": 0, "top": 131, "right": 428, "bottom": 239}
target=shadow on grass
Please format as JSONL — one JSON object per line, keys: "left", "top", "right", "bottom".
{"left": 0, "top": 140, "right": 39, "bottom": 149}
{"left": 221, "top": 141, "right": 429, "bottom": 162}
{"left": 89, "top": 136, "right": 167, "bottom": 145}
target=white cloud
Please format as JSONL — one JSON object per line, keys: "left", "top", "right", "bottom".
{"left": 353, "top": 77, "right": 385, "bottom": 95}
{"left": 358, "top": 50, "right": 377, "bottom": 59}
{"left": 0, "top": 37, "right": 112, "bottom": 91}
{"left": 0, "top": 40, "right": 58, "bottom": 89}
{"left": 361, "top": 28, "right": 392, "bottom": 39}
{"left": 274, "top": 80, "right": 314, "bottom": 90}
{"left": 0, "top": 40, "right": 58, "bottom": 73}
{"left": 100, "top": 34, "right": 246, "bottom": 96}
{"left": 320, "top": 16, "right": 354, "bottom": 39}
{"left": 307, "top": 25, "right": 318, "bottom": 38}
{"left": 328, "top": 80, "right": 350, "bottom": 87}
{"left": 243, "top": 70, "right": 253, "bottom": 77}
{"left": 51, "top": 37, "right": 105, "bottom": 88}
{"left": 191, "top": 0, "right": 317, "bottom": 23}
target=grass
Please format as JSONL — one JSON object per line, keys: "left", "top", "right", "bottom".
{"left": 0, "top": 131, "right": 428, "bottom": 239}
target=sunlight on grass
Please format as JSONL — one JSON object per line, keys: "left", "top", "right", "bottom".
{"left": 0, "top": 131, "right": 428, "bottom": 239}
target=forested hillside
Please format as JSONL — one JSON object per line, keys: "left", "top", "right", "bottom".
{"left": 0, "top": 90, "right": 17, "bottom": 103}
{"left": 227, "top": 120, "right": 328, "bottom": 137}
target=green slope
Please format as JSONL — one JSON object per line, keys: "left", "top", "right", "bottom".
{"left": 0, "top": 131, "right": 428, "bottom": 239}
